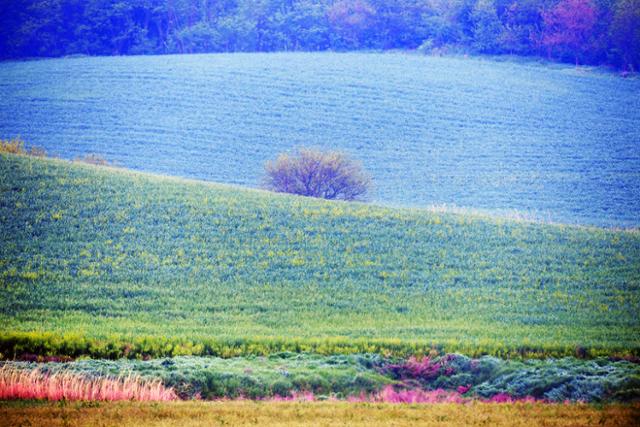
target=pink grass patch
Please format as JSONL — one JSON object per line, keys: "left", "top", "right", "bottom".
{"left": 489, "top": 393, "right": 515, "bottom": 403}
{"left": 457, "top": 384, "right": 471, "bottom": 394}
{"left": 265, "top": 387, "right": 542, "bottom": 405}
{"left": 387, "top": 356, "right": 446, "bottom": 380}
{"left": 0, "top": 366, "right": 176, "bottom": 401}
{"left": 271, "top": 391, "right": 316, "bottom": 402}
{"left": 376, "top": 385, "right": 466, "bottom": 404}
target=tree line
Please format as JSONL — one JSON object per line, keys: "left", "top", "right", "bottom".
{"left": 1, "top": 0, "right": 638, "bottom": 71}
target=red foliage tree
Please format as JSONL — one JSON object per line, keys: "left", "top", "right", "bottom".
{"left": 542, "top": 0, "right": 597, "bottom": 65}
{"left": 327, "top": 0, "right": 377, "bottom": 48}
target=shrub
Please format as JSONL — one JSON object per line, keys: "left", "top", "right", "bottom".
{"left": 0, "top": 137, "right": 46, "bottom": 157}
{"left": 264, "top": 147, "right": 370, "bottom": 200}
{"left": 75, "top": 153, "right": 110, "bottom": 166}
{"left": 0, "top": 137, "right": 26, "bottom": 154}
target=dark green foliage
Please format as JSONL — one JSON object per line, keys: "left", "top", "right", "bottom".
{"left": 0, "top": 0, "right": 635, "bottom": 70}
{"left": 609, "top": 0, "right": 640, "bottom": 71}
{"left": 472, "top": 357, "right": 640, "bottom": 402}
{"left": 3, "top": 354, "right": 639, "bottom": 402}
{"left": 3, "top": 353, "right": 392, "bottom": 399}
{"left": 471, "top": 0, "right": 504, "bottom": 53}
{"left": 382, "top": 353, "right": 640, "bottom": 402}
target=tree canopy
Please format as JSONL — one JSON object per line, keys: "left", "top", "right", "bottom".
{"left": 0, "top": 0, "right": 636, "bottom": 71}
{"left": 264, "top": 148, "right": 371, "bottom": 200}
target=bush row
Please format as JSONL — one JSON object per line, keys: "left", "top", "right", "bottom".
{"left": 1, "top": 332, "right": 638, "bottom": 361}
{"left": 4, "top": 353, "right": 639, "bottom": 402}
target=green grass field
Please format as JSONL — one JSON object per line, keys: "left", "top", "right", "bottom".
{"left": 1, "top": 53, "right": 639, "bottom": 227}
{"left": 1, "top": 152, "right": 639, "bottom": 358}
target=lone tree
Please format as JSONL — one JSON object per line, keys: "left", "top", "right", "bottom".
{"left": 264, "top": 148, "right": 371, "bottom": 201}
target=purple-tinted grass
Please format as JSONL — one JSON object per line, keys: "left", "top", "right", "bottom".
{"left": 265, "top": 386, "right": 543, "bottom": 404}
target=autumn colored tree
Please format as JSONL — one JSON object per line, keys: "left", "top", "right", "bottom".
{"left": 0, "top": 0, "right": 634, "bottom": 70}
{"left": 327, "top": 0, "right": 377, "bottom": 48}
{"left": 264, "top": 148, "right": 371, "bottom": 201}
{"left": 542, "top": 0, "right": 598, "bottom": 65}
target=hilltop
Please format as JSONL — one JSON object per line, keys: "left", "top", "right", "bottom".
{"left": 1, "top": 153, "right": 639, "bottom": 359}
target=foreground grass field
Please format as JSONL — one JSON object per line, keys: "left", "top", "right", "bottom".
{"left": 1, "top": 153, "right": 639, "bottom": 358}
{"left": 1, "top": 400, "right": 638, "bottom": 427}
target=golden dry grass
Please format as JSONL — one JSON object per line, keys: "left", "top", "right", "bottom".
{"left": 0, "top": 366, "right": 176, "bottom": 401}
{"left": 1, "top": 401, "right": 638, "bottom": 427}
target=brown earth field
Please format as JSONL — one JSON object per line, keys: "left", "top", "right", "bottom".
{"left": 1, "top": 400, "right": 639, "bottom": 427}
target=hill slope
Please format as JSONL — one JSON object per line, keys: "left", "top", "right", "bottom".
{"left": 1, "top": 153, "right": 639, "bottom": 358}
{"left": 1, "top": 53, "right": 639, "bottom": 227}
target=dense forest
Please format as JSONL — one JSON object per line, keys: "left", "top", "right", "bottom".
{"left": 0, "top": 0, "right": 638, "bottom": 70}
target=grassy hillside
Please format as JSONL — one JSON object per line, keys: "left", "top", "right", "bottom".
{"left": 1, "top": 53, "right": 639, "bottom": 227}
{"left": 1, "top": 153, "right": 639, "bottom": 358}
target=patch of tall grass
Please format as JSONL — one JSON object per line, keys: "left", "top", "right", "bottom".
{"left": 0, "top": 138, "right": 45, "bottom": 157}
{"left": 0, "top": 366, "right": 176, "bottom": 401}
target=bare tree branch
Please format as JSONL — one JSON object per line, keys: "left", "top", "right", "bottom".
{"left": 264, "top": 148, "right": 371, "bottom": 201}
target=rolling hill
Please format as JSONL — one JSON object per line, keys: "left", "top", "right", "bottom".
{"left": 1, "top": 152, "right": 639, "bottom": 358}
{"left": 1, "top": 53, "right": 639, "bottom": 227}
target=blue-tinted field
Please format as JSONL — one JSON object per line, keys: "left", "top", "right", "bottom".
{"left": 1, "top": 52, "right": 638, "bottom": 226}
